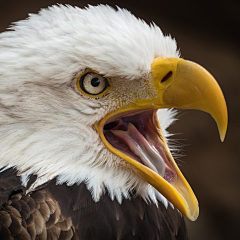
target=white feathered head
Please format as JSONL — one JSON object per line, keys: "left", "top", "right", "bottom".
{"left": 0, "top": 5, "right": 227, "bottom": 221}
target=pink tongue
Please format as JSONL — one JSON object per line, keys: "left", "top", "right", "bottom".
{"left": 111, "top": 123, "right": 166, "bottom": 177}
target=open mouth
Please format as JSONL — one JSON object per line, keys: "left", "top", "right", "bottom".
{"left": 95, "top": 107, "right": 199, "bottom": 220}
{"left": 103, "top": 109, "right": 177, "bottom": 183}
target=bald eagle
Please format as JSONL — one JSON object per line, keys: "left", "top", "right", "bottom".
{"left": 0, "top": 4, "right": 227, "bottom": 240}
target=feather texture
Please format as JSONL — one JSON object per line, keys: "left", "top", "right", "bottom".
{"left": 0, "top": 4, "right": 179, "bottom": 203}
{"left": 0, "top": 168, "right": 188, "bottom": 240}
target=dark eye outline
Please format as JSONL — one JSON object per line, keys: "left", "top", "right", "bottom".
{"left": 77, "top": 72, "right": 110, "bottom": 98}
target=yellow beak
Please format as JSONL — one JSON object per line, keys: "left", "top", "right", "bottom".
{"left": 95, "top": 57, "right": 228, "bottom": 221}
{"left": 151, "top": 57, "right": 227, "bottom": 141}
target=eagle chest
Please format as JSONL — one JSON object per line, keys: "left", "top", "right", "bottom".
{"left": 0, "top": 179, "right": 187, "bottom": 240}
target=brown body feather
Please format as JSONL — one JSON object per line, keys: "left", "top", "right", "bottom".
{"left": 0, "top": 168, "right": 188, "bottom": 240}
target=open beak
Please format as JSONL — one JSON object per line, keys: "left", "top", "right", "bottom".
{"left": 95, "top": 57, "right": 228, "bottom": 221}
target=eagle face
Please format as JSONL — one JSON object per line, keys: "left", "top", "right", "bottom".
{"left": 0, "top": 5, "right": 227, "bottom": 221}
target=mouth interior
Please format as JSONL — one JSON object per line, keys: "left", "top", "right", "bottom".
{"left": 103, "top": 110, "right": 177, "bottom": 183}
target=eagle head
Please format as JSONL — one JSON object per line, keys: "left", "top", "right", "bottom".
{"left": 0, "top": 5, "right": 227, "bottom": 221}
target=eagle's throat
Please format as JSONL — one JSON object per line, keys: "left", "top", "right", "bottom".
{"left": 103, "top": 110, "right": 177, "bottom": 183}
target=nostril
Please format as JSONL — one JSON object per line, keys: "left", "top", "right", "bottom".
{"left": 161, "top": 71, "right": 172, "bottom": 83}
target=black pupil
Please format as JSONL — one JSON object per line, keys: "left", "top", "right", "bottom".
{"left": 91, "top": 78, "right": 101, "bottom": 87}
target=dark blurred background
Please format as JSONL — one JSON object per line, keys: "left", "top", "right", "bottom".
{"left": 0, "top": 0, "right": 239, "bottom": 239}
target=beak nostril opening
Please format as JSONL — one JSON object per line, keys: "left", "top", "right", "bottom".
{"left": 161, "top": 71, "right": 172, "bottom": 83}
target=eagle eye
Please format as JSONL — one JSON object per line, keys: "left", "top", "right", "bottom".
{"left": 78, "top": 72, "right": 109, "bottom": 97}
